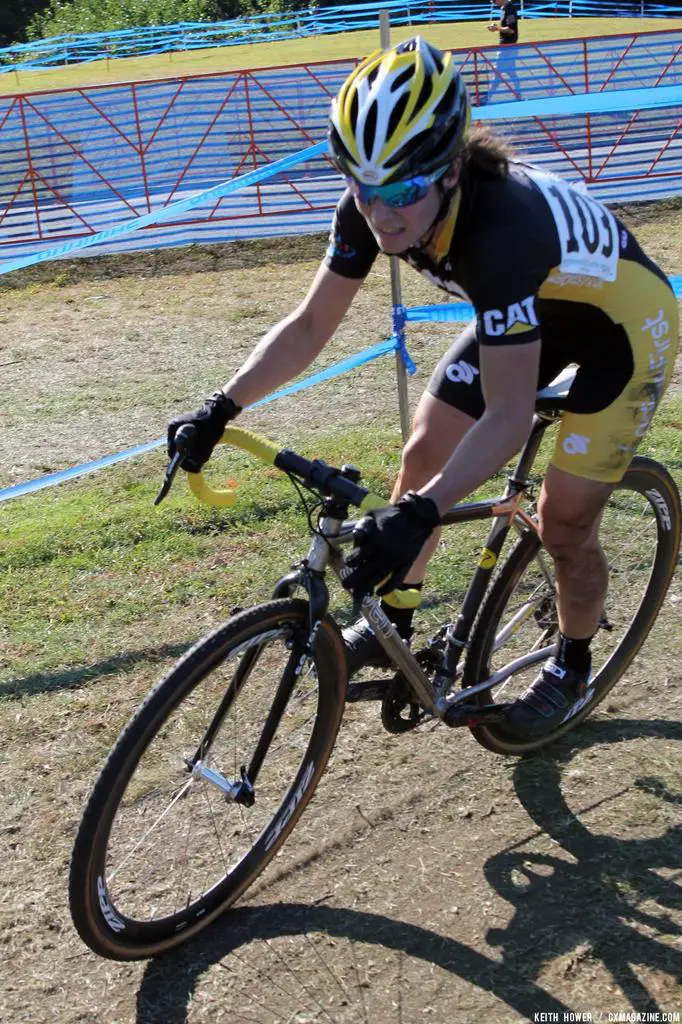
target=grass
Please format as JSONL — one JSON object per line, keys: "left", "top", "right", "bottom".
{"left": 1, "top": 17, "right": 680, "bottom": 96}
{"left": 1, "top": 393, "right": 680, "bottom": 701}
{"left": 0, "top": 113, "right": 680, "bottom": 1021}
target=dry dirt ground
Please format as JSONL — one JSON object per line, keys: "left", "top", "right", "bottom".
{"left": 0, "top": 202, "right": 681, "bottom": 1023}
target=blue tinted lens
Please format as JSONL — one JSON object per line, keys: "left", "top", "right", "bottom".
{"left": 347, "top": 167, "right": 447, "bottom": 208}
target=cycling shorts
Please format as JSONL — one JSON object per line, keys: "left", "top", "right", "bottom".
{"left": 427, "top": 262, "right": 679, "bottom": 483}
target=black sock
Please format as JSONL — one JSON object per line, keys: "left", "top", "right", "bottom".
{"left": 380, "top": 582, "right": 423, "bottom": 639}
{"left": 557, "top": 633, "right": 593, "bottom": 675}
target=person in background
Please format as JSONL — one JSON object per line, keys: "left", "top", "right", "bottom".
{"left": 486, "top": 0, "right": 521, "bottom": 102}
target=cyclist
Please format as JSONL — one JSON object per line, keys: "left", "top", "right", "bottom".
{"left": 168, "top": 38, "right": 679, "bottom": 739}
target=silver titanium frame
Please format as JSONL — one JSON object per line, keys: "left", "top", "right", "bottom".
{"left": 302, "top": 501, "right": 554, "bottom": 722}
{"left": 295, "top": 370, "right": 580, "bottom": 720}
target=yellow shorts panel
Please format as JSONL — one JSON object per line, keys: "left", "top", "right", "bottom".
{"left": 549, "top": 263, "right": 679, "bottom": 483}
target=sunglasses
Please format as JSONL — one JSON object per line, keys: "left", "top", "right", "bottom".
{"left": 345, "top": 166, "right": 449, "bottom": 208}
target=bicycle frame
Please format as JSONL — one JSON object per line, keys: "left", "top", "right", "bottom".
{"left": 273, "top": 409, "right": 562, "bottom": 725}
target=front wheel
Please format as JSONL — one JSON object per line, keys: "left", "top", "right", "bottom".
{"left": 69, "top": 599, "right": 346, "bottom": 960}
{"left": 464, "top": 456, "right": 681, "bottom": 755}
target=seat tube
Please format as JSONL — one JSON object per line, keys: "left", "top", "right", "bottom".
{"left": 508, "top": 414, "right": 552, "bottom": 489}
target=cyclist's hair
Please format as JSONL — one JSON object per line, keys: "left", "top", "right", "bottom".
{"left": 461, "top": 124, "right": 514, "bottom": 179}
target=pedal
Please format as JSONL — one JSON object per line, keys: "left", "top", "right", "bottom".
{"left": 444, "top": 702, "right": 512, "bottom": 728}
{"left": 345, "top": 678, "right": 390, "bottom": 703}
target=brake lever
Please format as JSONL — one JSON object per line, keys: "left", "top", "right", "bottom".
{"left": 154, "top": 450, "right": 183, "bottom": 506}
{"left": 154, "top": 423, "right": 198, "bottom": 506}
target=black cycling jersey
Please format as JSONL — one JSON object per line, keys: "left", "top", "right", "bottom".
{"left": 324, "top": 161, "right": 678, "bottom": 484}
{"left": 499, "top": 1, "right": 519, "bottom": 44}
{"left": 324, "top": 161, "right": 669, "bottom": 365}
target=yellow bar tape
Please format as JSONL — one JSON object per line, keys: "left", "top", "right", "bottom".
{"left": 220, "top": 426, "right": 280, "bottom": 465}
{"left": 186, "top": 425, "right": 388, "bottom": 512}
{"left": 185, "top": 426, "right": 280, "bottom": 508}
{"left": 187, "top": 470, "right": 237, "bottom": 508}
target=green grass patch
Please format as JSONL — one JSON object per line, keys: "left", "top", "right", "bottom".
{"left": 2, "top": 397, "right": 679, "bottom": 700}
{"left": 3, "top": 17, "right": 679, "bottom": 95}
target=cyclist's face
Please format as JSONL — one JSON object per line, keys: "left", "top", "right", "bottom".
{"left": 353, "top": 163, "right": 459, "bottom": 254}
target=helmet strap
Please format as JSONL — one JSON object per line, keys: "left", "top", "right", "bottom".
{"left": 418, "top": 179, "right": 460, "bottom": 248}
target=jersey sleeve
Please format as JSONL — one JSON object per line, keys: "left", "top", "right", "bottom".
{"left": 466, "top": 233, "right": 544, "bottom": 346}
{"left": 324, "top": 189, "right": 379, "bottom": 280}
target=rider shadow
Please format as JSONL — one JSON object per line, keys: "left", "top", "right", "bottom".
{"left": 133, "top": 718, "right": 681, "bottom": 1023}
{"left": 484, "top": 717, "right": 682, "bottom": 1012}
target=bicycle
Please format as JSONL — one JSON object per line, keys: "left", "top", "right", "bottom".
{"left": 69, "top": 366, "right": 681, "bottom": 960}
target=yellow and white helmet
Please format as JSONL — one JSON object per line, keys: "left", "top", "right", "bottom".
{"left": 328, "top": 37, "right": 470, "bottom": 186}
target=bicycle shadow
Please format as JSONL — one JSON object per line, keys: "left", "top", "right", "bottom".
{"left": 132, "top": 717, "right": 681, "bottom": 1023}
{"left": 484, "top": 717, "right": 682, "bottom": 1012}
{"left": 135, "top": 903, "right": 571, "bottom": 1024}
{"left": 0, "top": 642, "right": 191, "bottom": 700}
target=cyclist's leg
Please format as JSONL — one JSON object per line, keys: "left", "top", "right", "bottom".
{"left": 545, "top": 271, "right": 678, "bottom": 640}
{"left": 506, "top": 270, "right": 679, "bottom": 735}
{"left": 343, "top": 326, "right": 480, "bottom": 673}
{"left": 537, "top": 468, "right": 611, "bottom": 640}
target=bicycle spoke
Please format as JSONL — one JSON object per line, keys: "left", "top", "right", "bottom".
{"left": 482, "top": 487, "right": 658, "bottom": 706}
{"left": 101, "top": 625, "right": 323, "bottom": 926}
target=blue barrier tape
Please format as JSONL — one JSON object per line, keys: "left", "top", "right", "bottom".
{"left": 2, "top": 270, "right": 680, "bottom": 503}
{"left": 0, "top": 140, "right": 328, "bottom": 278}
{"left": 406, "top": 276, "right": 682, "bottom": 324}
{"left": 406, "top": 303, "right": 476, "bottom": 324}
{"left": 0, "top": 336, "right": 399, "bottom": 504}
{"left": 475, "top": 84, "right": 682, "bottom": 122}
{"left": 249, "top": 337, "right": 398, "bottom": 407}
{"left": 396, "top": 337, "right": 417, "bottom": 375}
{"left": 1, "top": 2, "right": 678, "bottom": 71}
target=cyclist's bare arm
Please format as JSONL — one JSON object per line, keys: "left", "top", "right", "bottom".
{"left": 221, "top": 263, "right": 365, "bottom": 409}
{"left": 421, "top": 340, "right": 541, "bottom": 514}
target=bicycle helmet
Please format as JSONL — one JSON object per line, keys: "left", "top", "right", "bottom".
{"left": 328, "top": 36, "right": 470, "bottom": 186}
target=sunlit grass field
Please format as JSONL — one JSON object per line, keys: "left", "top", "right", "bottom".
{"left": 1, "top": 16, "right": 680, "bottom": 96}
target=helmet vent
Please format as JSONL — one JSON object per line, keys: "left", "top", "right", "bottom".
{"left": 435, "top": 81, "right": 456, "bottom": 117}
{"left": 350, "top": 91, "right": 359, "bottom": 132}
{"left": 387, "top": 92, "right": 409, "bottom": 138}
{"left": 413, "top": 74, "right": 434, "bottom": 119}
{"left": 363, "top": 101, "right": 378, "bottom": 158}
{"left": 397, "top": 38, "right": 418, "bottom": 54}
{"left": 392, "top": 66, "right": 414, "bottom": 91}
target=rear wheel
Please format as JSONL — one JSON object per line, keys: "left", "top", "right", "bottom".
{"left": 465, "top": 457, "right": 681, "bottom": 755}
{"left": 69, "top": 599, "right": 346, "bottom": 960}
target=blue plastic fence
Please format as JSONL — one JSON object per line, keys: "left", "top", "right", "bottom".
{"left": 2, "top": 81, "right": 681, "bottom": 271}
{"left": 1, "top": 80, "right": 680, "bottom": 504}
{"left": 1, "top": 0, "right": 680, "bottom": 73}
{"left": 2, "top": 32, "right": 681, "bottom": 264}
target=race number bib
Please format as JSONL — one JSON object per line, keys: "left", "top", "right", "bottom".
{"left": 529, "top": 170, "right": 619, "bottom": 282}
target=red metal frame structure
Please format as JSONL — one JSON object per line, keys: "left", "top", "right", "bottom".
{"left": 0, "top": 30, "right": 679, "bottom": 255}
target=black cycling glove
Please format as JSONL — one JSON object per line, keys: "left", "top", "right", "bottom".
{"left": 167, "top": 391, "right": 242, "bottom": 472}
{"left": 343, "top": 491, "right": 441, "bottom": 600}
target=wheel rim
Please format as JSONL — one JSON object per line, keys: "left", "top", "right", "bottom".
{"left": 97, "top": 623, "right": 323, "bottom": 932}
{"left": 482, "top": 481, "right": 663, "bottom": 712}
